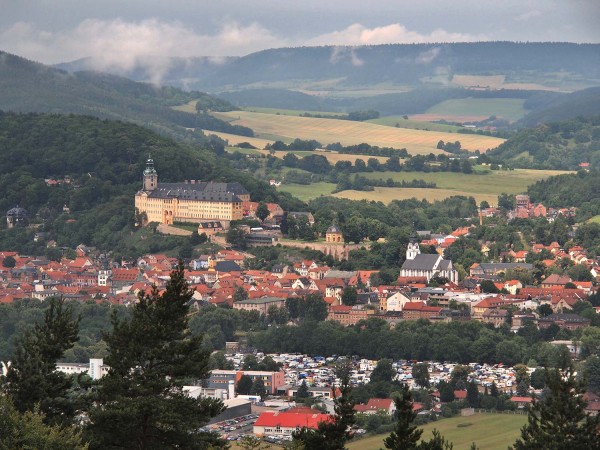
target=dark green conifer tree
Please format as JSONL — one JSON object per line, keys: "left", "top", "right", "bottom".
{"left": 510, "top": 363, "right": 600, "bottom": 450}
{"left": 383, "top": 384, "right": 423, "bottom": 450}
{"left": 85, "top": 264, "right": 225, "bottom": 449}
{"left": 2, "top": 297, "right": 80, "bottom": 425}
{"left": 293, "top": 361, "right": 356, "bottom": 449}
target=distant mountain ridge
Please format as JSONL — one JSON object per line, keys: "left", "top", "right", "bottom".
{"left": 55, "top": 42, "right": 600, "bottom": 92}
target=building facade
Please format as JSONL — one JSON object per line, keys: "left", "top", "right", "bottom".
{"left": 134, "top": 157, "right": 249, "bottom": 226}
{"left": 399, "top": 240, "right": 458, "bottom": 283}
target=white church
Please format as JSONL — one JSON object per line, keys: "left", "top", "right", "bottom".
{"left": 399, "top": 239, "right": 458, "bottom": 284}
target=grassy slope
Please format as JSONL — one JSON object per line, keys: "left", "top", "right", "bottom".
{"left": 348, "top": 413, "right": 527, "bottom": 450}
{"left": 278, "top": 182, "right": 336, "bottom": 201}
{"left": 277, "top": 168, "right": 569, "bottom": 205}
{"left": 426, "top": 98, "right": 528, "bottom": 122}
{"left": 362, "top": 168, "right": 570, "bottom": 198}
{"left": 213, "top": 111, "right": 505, "bottom": 155}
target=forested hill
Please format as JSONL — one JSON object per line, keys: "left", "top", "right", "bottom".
{"left": 518, "top": 87, "right": 600, "bottom": 127}
{"left": 57, "top": 42, "right": 600, "bottom": 91}
{"left": 0, "top": 112, "right": 302, "bottom": 254}
{"left": 0, "top": 51, "right": 252, "bottom": 142}
{"left": 486, "top": 116, "right": 600, "bottom": 170}
{"left": 527, "top": 169, "right": 600, "bottom": 220}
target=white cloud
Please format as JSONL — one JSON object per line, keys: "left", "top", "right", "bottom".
{"left": 306, "top": 23, "right": 487, "bottom": 46}
{"left": 515, "top": 10, "right": 542, "bottom": 22}
{"left": 329, "top": 46, "right": 364, "bottom": 66}
{"left": 0, "top": 18, "right": 284, "bottom": 83}
{"left": 415, "top": 47, "right": 441, "bottom": 64}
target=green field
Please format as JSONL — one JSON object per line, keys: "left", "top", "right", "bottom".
{"left": 278, "top": 182, "right": 336, "bottom": 201}
{"left": 242, "top": 107, "right": 342, "bottom": 117}
{"left": 277, "top": 168, "right": 570, "bottom": 205}
{"left": 368, "top": 116, "right": 463, "bottom": 133}
{"left": 362, "top": 168, "right": 570, "bottom": 199}
{"left": 588, "top": 215, "right": 600, "bottom": 224}
{"left": 426, "top": 98, "right": 528, "bottom": 122}
{"left": 347, "top": 413, "right": 527, "bottom": 450}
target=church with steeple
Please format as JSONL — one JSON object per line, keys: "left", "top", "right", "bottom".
{"left": 134, "top": 156, "right": 250, "bottom": 227}
{"left": 399, "top": 238, "right": 458, "bottom": 284}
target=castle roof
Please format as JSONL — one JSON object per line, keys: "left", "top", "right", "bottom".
{"left": 145, "top": 182, "right": 247, "bottom": 202}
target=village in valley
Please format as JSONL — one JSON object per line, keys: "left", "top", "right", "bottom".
{"left": 2, "top": 161, "right": 599, "bottom": 445}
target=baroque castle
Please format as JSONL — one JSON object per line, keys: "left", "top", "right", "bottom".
{"left": 134, "top": 157, "right": 249, "bottom": 227}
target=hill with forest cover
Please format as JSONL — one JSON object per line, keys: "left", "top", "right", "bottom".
{"left": 519, "top": 87, "right": 600, "bottom": 126}
{"left": 526, "top": 169, "right": 600, "bottom": 219}
{"left": 486, "top": 116, "right": 600, "bottom": 170}
{"left": 56, "top": 42, "right": 600, "bottom": 93}
{"left": 0, "top": 112, "right": 303, "bottom": 256}
{"left": 0, "top": 51, "right": 252, "bottom": 142}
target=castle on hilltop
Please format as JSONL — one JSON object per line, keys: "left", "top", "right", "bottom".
{"left": 134, "top": 157, "right": 249, "bottom": 227}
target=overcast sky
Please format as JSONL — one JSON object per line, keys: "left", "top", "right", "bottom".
{"left": 1, "top": 0, "right": 598, "bottom": 68}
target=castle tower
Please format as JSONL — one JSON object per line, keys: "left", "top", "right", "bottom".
{"left": 143, "top": 155, "right": 158, "bottom": 191}
{"left": 406, "top": 237, "right": 420, "bottom": 260}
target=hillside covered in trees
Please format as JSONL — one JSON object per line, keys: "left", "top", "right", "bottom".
{"left": 488, "top": 116, "right": 600, "bottom": 170}
{"left": 0, "top": 112, "right": 302, "bottom": 255}
{"left": 57, "top": 42, "right": 600, "bottom": 92}
{"left": 0, "top": 51, "right": 252, "bottom": 142}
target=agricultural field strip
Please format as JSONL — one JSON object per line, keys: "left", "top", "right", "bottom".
{"left": 217, "top": 111, "right": 505, "bottom": 154}
{"left": 425, "top": 98, "right": 527, "bottom": 122}
{"left": 347, "top": 413, "right": 527, "bottom": 450}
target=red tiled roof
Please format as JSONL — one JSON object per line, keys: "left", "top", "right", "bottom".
{"left": 454, "top": 390, "right": 467, "bottom": 399}
{"left": 254, "top": 411, "right": 332, "bottom": 429}
{"left": 510, "top": 396, "right": 533, "bottom": 403}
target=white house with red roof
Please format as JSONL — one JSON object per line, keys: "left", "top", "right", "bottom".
{"left": 354, "top": 398, "right": 396, "bottom": 415}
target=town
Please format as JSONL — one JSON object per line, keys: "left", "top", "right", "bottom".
{"left": 1, "top": 168, "right": 599, "bottom": 446}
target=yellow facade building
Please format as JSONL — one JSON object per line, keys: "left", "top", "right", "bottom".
{"left": 134, "top": 157, "right": 249, "bottom": 226}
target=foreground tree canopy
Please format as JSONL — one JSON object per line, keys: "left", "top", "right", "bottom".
{"left": 85, "top": 264, "right": 225, "bottom": 449}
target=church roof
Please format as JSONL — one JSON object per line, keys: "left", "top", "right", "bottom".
{"left": 401, "top": 254, "right": 442, "bottom": 271}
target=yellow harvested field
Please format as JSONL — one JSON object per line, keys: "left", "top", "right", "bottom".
{"left": 257, "top": 150, "right": 389, "bottom": 165}
{"left": 201, "top": 130, "right": 274, "bottom": 149}
{"left": 332, "top": 187, "right": 499, "bottom": 205}
{"left": 215, "top": 111, "right": 505, "bottom": 155}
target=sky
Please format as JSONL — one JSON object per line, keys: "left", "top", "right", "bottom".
{"left": 1, "top": 0, "right": 598, "bottom": 70}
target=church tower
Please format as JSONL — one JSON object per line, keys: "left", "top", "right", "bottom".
{"left": 406, "top": 237, "right": 420, "bottom": 260}
{"left": 143, "top": 155, "right": 158, "bottom": 191}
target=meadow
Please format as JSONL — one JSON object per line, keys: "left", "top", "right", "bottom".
{"left": 201, "top": 130, "right": 274, "bottom": 149}
{"left": 347, "top": 413, "right": 528, "bottom": 450}
{"left": 425, "top": 98, "right": 528, "bottom": 122}
{"left": 361, "top": 168, "right": 570, "bottom": 198}
{"left": 278, "top": 168, "right": 569, "bottom": 205}
{"left": 367, "top": 116, "right": 463, "bottom": 132}
{"left": 214, "top": 111, "right": 505, "bottom": 155}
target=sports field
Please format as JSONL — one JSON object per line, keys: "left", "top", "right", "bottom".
{"left": 347, "top": 413, "right": 527, "bottom": 450}
{"left": 214, "top": 111, "right": 505, "bottom": 155}
{"left": 425, "top": 98, "right": 528, "bottom": 122}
